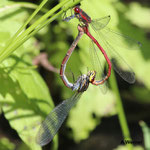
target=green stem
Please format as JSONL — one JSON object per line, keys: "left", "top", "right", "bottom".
{"left": 1, "top": 11, "right": 60, "bottom": 60}
{"left": 52, "top": 135, "right": 58, "bottom": 150}
{"left": 109, "top": 69, "right": 133, "bottom": 150}
{"left": 139, "top": 121, "right": 150, "bottom": 149}
{"left": 0, "top": 0, "right": 81, "bottom": 62}
{"left": 2, "top": 0, "right": 49, "bottom": 53}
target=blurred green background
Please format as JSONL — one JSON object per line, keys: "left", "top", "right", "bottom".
{"left": 0, "top": 0, "right": 150, "bottom": 150}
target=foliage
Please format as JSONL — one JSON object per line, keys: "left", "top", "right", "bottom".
{"left": 0, "top": 1, "right": 54, "bottom": 150}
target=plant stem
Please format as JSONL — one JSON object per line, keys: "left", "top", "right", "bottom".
{"left": 139, "top": 121, "right": 150, "bottom": 149}
{"left": 0, "top": 0, "right": 81, "bottom": 62}
{"left": 2, "top": 0, "right": 49, "bottom": 53}
{"left": 109, "top": 69, "right": 133, "bottom": 150}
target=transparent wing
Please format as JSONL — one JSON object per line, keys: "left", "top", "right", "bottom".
{"left": 89, "top": 41, "right": 107, "bottom": 93}
{"left": 36, "top": 92, "right": 82, "bottom": 146}
{"left": 104, "top": 40, "right": 135, "bottom": 83}
{"left": 90, "top": 16, "right": 111, "bottom": 31}
{"left": 105, "top": 27, "right": 141, "bottom": 49}
{"left": 91, "top": 26, "right": 136, "bottom": 83}
{"left": 91, "top": 17, "right": 141, "bottom": 50}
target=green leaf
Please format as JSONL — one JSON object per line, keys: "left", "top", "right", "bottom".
{"left": 0, "top": 67, "right": 52, "bottom": 150}
{"left": 0, "top": 1, "right": 56, "bottom": 149}
{"left": 0, "top": 0, "right": 7, "bottom": 7}
{"left": 125, "top": 2, "right": 150, "bottom": 29}
{"left": 0, "top": 46, "right": 54, "bottom": 150}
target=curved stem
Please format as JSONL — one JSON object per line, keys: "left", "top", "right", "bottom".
{"left": 110, "top": 69, "right": 133, "bottom": 150}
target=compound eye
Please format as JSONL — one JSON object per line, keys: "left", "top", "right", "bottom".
{"left": 74, "top": 7, "right": 80, "bottom": 13}
{"left": 89, "top": 71, "right": 96, "bottom": 83}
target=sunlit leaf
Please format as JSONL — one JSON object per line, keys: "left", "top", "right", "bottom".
{"left": 0, "top": 1, "right": 56, "bottom": 149}
{"left": 125, "top": 2, "right": 150, "bottom": 29}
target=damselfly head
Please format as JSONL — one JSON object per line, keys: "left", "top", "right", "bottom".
{"left": 88, "top": 71, "right": 96, "bottom": 83}
{"left": 74, "top": 6, "right": 80, "bottom": 14}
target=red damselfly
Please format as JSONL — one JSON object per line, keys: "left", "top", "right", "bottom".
{"left": 64, "top": 6, "right": 141, "bottom": 84}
